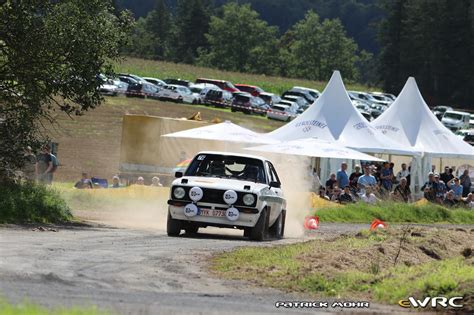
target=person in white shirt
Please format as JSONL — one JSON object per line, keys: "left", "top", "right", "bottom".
{"left": 361, "top": 187, "right": 379, "bottom": 204}
{"left": 396, "top": 163, "right": 410, "bottom": 183}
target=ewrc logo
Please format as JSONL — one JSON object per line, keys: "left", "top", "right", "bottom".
{"left": 398, "top": 297, "right": 463, "bottom": 308}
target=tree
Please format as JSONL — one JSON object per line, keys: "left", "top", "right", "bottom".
{"left": 0, "top": 0, "right": 133, "bottom": 181}
{"left": 173, "top": 0, "right": 212, "bottom": 63}
{"left": 283, "top": 11, "right": 358, "bottom": 81}
{"left": 145, "top": 0, "right": 174, "bottom": 60}
{"left": 198, "top": 2, "right": 279, "bottom": 75}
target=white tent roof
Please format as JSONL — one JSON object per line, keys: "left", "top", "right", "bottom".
{"left": 267, "top": 71, "right": 419, "bottom": 156}
{"left": 162, "top": 120, "right": 278, "bottom": 144}
{"left": 245, "top": 138, "right": 384, "bottom": 161}
{"left": 372, "top": 77, "right": 473, "bottom": 159}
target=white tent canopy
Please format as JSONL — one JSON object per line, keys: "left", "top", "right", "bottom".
{"left": 372, "top": 77, "right": 474, "bottom": 159}
{"left": 162, "top": 120, "right": 278, "bottom": 144}
{"left": 267, "top": 71, "right": 419, "bottom": 156}
{"left": 245, "top": 138, "right": 384, "bottom": 161}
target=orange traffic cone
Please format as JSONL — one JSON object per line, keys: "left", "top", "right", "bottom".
{"left": 304, "top": 216, "right": 319, "bottom": 230}
{"left": 370, "top": 219, "right": 387, "bottom": 231}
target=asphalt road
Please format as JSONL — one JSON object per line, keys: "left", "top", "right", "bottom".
{"left": 0, "top": 223, "right": 409, "bottom": 315}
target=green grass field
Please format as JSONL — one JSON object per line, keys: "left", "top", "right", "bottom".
{"left": 116, "top": 57, "right": 375, "bottom": 95}
{"left": 0, "top": 300, "right": 109, "bottom": 315}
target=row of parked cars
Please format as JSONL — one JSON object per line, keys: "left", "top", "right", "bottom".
{"left": 98, "top": 73, "right": 323, "bottom": 121}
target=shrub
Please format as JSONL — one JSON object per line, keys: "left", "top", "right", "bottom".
{"left": 0, "top": 182, "right": 72, "bottom": 223}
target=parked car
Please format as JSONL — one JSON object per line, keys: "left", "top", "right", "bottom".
{"left": 189, "top": 83, "right": 220, "bottom": 95}
{"left": 231, "top": 93, "right": 268, "bottom": 115}
{"left": 112, "top": 80, "right": 128, "bottom": 95}
{"left": 259, "top": 92, "right": 281, "bottom": 106}
{"left": 163, "top": 78, "right": 191, "bottom": 87}
{"left": 118, "top": 73, "right": 146, "bottom": 84}
{"left": 292, "top": 86, "right": 321, "bottom": 99}
{"left": 267, "top": 104, "right": 297, "bottom": 122}
{"left": 432, "top": 105, "right": 453, "bottom": 120}
{"left": 195, "top": 78, "right": 239, "bottom": 93}
{"left": 167, "top": 151, "right": 286, "bottom": 240}
{"left": 441, "top": 110, "right": 471, "bottom": 131}
{"left": 369, "top": 104, "right": 388, "bottom": 119}
{"left": 371, "top": 91, "right": 396, "bottom": 102}
{"left": 157, "top": 85, "right": 200, "bottom": 104}
{"left": 143, "top": 77, "right": 166, "bottom": 88}
{"left": 360, "top": 111, "right": 373, "bottom": 122}
{"left": 234, "top": 84, "right": 264, "bottom": 97}
{"left": 355, "top": 103, "right": 372, "bottom": 113}
{"left": 463, "top": 130, "right": 474, "bottom": 146}
{"left": 281, "top": 95, "right": 308, "bottom": 109}
{"left": 126, "top": 81, "right": 161, "bottom": 99}
{"left": 455, "top": 129, "right": 471, "bottom": 139}
{"left": 99, "top": 78, "right": 118, "bottom": 96}
{"left": 469, "top": 114, "right": 474, "bottom": 129}
{"left": 203, "top": 88, "right": 233, "bottom": 107}
{"left": 348, "top": 91, "right": 390, "bottom": 106}
{"left": 118, "top": 75, "right": 140, "bottom": 86}
{"left": 282, "top": 88, "right": 315, "bottom": 104}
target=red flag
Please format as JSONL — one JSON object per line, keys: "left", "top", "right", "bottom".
{"left": 304, "top": 216, "right": 319, "bottom": 230}
{"left": 370, "top": 219, "right": 387, "bottom": 230}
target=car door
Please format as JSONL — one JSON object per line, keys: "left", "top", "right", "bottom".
{"left": 265, "top": 161, "right": 285, "bottom": 224}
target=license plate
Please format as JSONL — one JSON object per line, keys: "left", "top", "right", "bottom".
{"left": 200, "top": 209, "right": 225, "bottom": 217}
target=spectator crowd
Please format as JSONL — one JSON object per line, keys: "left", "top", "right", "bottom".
{"left": 311, "top": 162, "right": 473, "bottom": 209}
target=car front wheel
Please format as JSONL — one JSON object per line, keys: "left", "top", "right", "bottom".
{"left": 250, "top": 207, "right": 268, "bottom": 241}
{"left": 167, "top": 211, "right": 182, "bottom": 237}
{"left": 269, "top": 210, "right": 286, "bottom": 239}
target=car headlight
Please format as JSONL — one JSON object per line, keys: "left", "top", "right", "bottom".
{"left": 223, "top": 190, "right": 238, "bottom": 205}
{"left": 173, "top": 187, "right": 186, "bottom": 199}
{"left": 189, "top": 187, "right": 203, "bottom": 202}
{"left": 243, "top": 194, "right": 255, "bottom": 206}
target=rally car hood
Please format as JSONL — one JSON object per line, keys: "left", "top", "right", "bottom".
{"left": 172, "top": 176, "right": 269, "bottom": 194}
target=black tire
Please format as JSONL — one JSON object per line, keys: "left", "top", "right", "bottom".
{"left": 167, "top": 211, "right": 182, "bottom": 237}
{"left": 243, "top": 228, "right": 251, "bottom": 238}
{"left": 185, "top": 224, "right": 199, "bottom": 235}
{"left": 269, "top": 210, "right": 286, "bottom": 239}
{"left": 250, "top": 207, "right": 268, "bottom": 241}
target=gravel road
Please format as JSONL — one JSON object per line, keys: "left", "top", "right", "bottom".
{"left": 0, "top": 223, "right": 415, "bottom": 314}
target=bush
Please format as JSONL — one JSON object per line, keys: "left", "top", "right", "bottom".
{"left": 0, "top": 182, "right": 72, "bottom": 223}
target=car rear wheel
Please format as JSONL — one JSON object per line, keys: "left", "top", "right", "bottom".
{"left": 167, "top": 211, "right": 182, "bottom": 237}
{"left": 250, "top": 207, "right": 268, "bottom": 241}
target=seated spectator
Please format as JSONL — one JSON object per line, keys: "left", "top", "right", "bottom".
{"left": 357, "top": 166, "right": 377, "bottom": 194}
{"left": 151, "top": 176, "right": 163, "bottom": 187}
{"left": 433, "top": 173, "right": 447, "bottom": 203}
{"left": 318, "top": 187, "right": 330, "bottom": 201}
{"left": 136, "top": 176, "right": 145, "bottom": 186}
{"left": 395, "top": 163, "right": 409, "bottom": 184}
{"left": 361, "top": 187, "right": 379, "bottom": 204}
{"left": 338, "top": 186, "right": 354, "bottom": 204}
{"left": 111, "top": 175, "right": 121, "bottom": 188}
{"left": 421, "top": 172, "right": 436, "bottom": 201}
{"left": 443, "top": 190, "right": 458, "bottom": 207}
{"left": 392, "top": 177, "right": 411, "bottom": 203}
{"left": 462, "top": 193, "right": 474, "bottom": 209}
{"left": 330, "top": 186, "right": 342, "bottom": 202}
{"left": 447, "top": 178, "right": 463, "bottom": 200}
{"left": 325, "top": 173, "right": 337, "bottom": 196}
{"left": 74, "top": 173, "right": 93, "bottom": 189}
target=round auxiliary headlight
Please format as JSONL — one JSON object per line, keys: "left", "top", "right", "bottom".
{"left": 189, "top": 186, "right": 203, "bottom": 202}
{"left": 243, "top": 194, "right": 255, "bottom": 206}
{"left": 226, "top": 207, "right": 239, "bottom": 221}
{"left": 184, "top": 203, "right": 198, "bottom": 217}
{"left": 223, "top": 190, "right": 238, "bottom": 205}
{"left": 173, "top": 187, "right": 186, "bottom": 199}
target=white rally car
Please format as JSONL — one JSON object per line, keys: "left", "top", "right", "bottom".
{"left": 167, "top": 151, "right": 286, "bottom": 241}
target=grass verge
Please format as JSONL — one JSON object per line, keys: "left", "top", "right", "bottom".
{"left": 314, "top": 202, "right": 474, "bottom": 224}
{"left": 116, "top": 57, "right": 374, "bottom": 95}
{"left": 212, "top": 227, "right": 474, "bottom": 310}
{"left": 0, "top": 182, "right": 72, "bottom": 224}
{"left": 0, "top": 299, "right": 109, "bottom": 315}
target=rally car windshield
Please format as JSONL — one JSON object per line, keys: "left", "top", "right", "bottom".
{"left": 185, "top": 154, "right": 267, "bottom": 184}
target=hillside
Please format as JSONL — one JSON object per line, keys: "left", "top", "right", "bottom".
{"left": 117, "top": 57, "right": 375, "bottom": 95}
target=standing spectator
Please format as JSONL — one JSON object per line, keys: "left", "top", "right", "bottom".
{"left": 338, "top": 186, "right": 354, "bottom": 204}
{"left": 74, "top": 173, "right": 93, "bottom": 189}
{"left": 136, "top": 176, "right": 145, "bottom": 185}
{"left": 380, "top": 162, "right": 394, "bottom": 193}
{"left": 151, "top": 176, "right": 163, "bottom": 187}
{"left": 396, "top": 163, "right": 410, "bottom": 184}
{"left": 357, "top": 166, "right": 377, "bottom": 195}
{"left": 443, "top": 190, "right": 457, "bottom": 207}
{"left": 36, "top": 145, "right": 53, "bottom": 185}
{"left": 361, "top": 187, "right": 379, "bottom": 204}
{"left": 440, "top": 166, "right": 453, "bottom": 184}
{"left": 336, "top": 162, "right": 349, "bottom": 189}
{"left": 421, "top": 172, "right": 436, "bottom": 202}
{"left": 448, "top": 178, "right": 463, "bottom": 200}
{"left": 433, "top": 174, "right": 447, "bottom": 203}
{"left": 325, "top": 173, "right": 337, "bottom": 196}
{"left": 308, "top": 167, "right": 322, "bottom": 192}
{"left": 392, "top": 177, "right": 411, "bottom": 203}
{"left": 373, "top": 164, "right": 382, "bottom": 184}
{"left": 349, "top": 165, "right": 362, "bottom": 189}
{"left": 111, "top": 175, "right": 121, "bottom": 188}
{"left": 22, "top": 146, "right": 37, "bottom": 181}
{"left": 460, "top": 169, "right": 472, "bottom": 197}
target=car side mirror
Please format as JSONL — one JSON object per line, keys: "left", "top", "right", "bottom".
{"left": 175, "top": 172, "right": 183, "bottom": 178}
{"left": 269, "top": 181, "right": 280, "bottom": 188}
